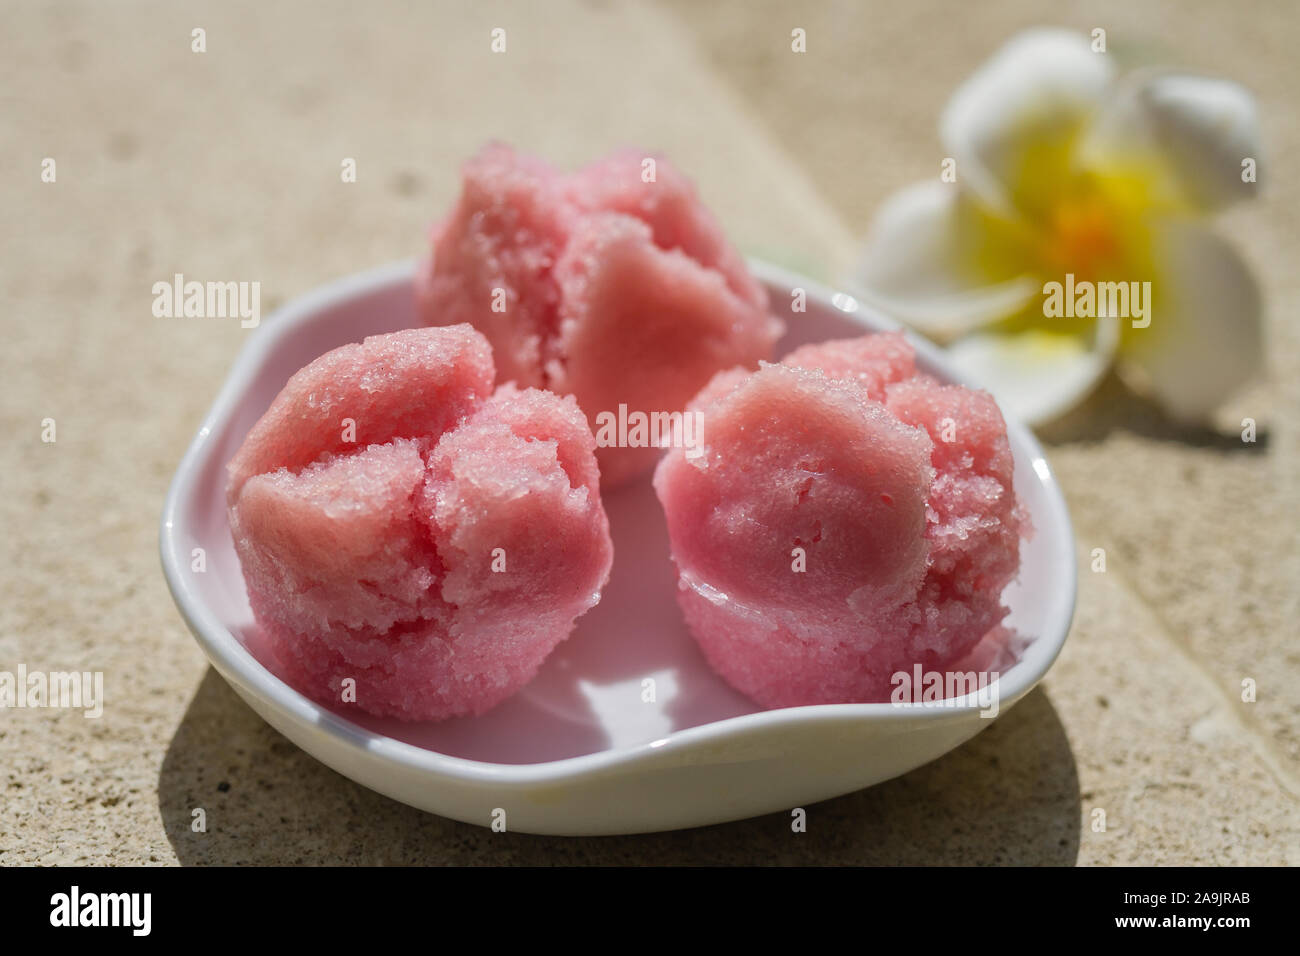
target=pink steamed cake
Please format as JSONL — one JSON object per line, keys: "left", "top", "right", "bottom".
{"left": 653, "top": 332, "right": 1024, "bottom": 708}
{"left": 227, "top": 325, "right": 613, "bottom": 721}
{"left": 416, "top": 143, "right": 781, "bottom": 487}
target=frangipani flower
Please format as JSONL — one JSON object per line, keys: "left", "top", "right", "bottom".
{"left": 850, "top": 28, "right": 1264, "bottom": 426}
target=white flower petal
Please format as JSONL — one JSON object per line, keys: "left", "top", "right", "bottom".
{"left": 940, "top": 28, "right": 1116, "bottom": 217}
{"left": 1120, "top": 220, "right": 1262, "bottom": 421}
{"left": 1081, "top": 70, "right": 1262, "bottom": 212}
{"left": 946, "top": 316, "right": 1120, "bottom": 426}
{"left": 848, "top": 180, "right": 1040, "bottom": 341}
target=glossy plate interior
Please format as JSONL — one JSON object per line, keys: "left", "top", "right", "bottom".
{"left": 160, "top": 259, "right": 1076, "bottom": 832}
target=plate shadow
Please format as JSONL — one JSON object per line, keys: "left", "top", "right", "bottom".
{"left": 158, "top": 669, "right": 1080, "bottom": 865}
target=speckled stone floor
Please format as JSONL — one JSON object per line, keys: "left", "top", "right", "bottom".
{"left": 1, "top": 0, "right": 1295, "bottom": 864}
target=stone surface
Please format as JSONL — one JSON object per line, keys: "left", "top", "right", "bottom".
{"left": 1, "top": 0, "right": 1296, "bottom": 864}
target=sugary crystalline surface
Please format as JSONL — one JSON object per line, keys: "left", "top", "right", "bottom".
{"left": 653, "top": 332, "right": 1024, "bottom": 708}
{"left": 227, "top": 325, "right": 613, "bottom": 721}
{"left": 416, "top": 143, "right": 782, "bottom": 487}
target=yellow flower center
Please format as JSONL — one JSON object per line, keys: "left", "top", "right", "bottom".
{"left": 1042, "top": 191, "right": 1120, "bottom": 281}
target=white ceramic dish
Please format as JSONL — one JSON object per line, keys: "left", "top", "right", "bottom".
{"left": 160, "top": 259, "right": 1076, "bottom": 835}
